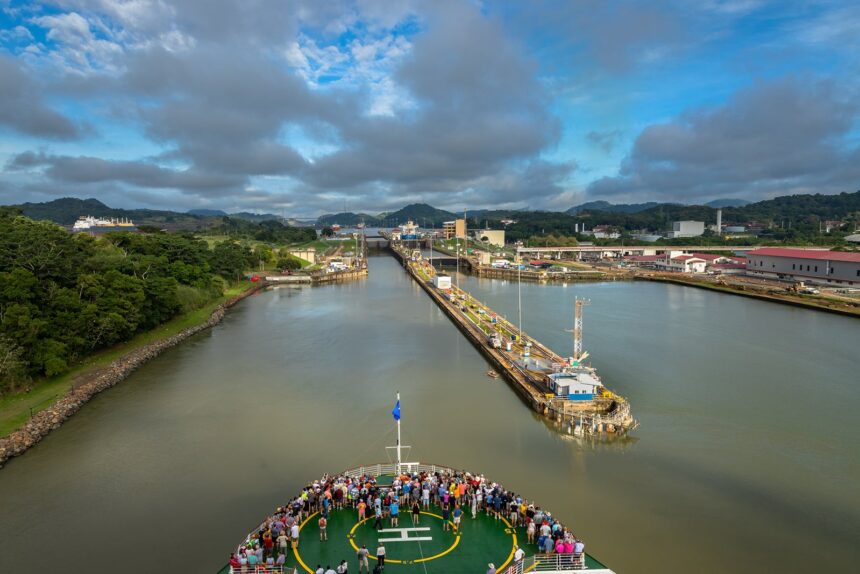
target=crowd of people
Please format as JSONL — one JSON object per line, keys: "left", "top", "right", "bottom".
{"left": 228, "top": 466, "right": 586, "bottom": 573}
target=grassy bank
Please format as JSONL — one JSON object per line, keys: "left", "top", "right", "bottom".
{"left": 0, "top": 282, "right": 247, "bottom": 438}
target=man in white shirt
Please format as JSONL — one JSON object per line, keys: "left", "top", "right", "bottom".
{"left": 377, "top": 543, "right": 386, "bottom": 568}
{"left": 514, "top": 545, "right": 525, "bottom": 573}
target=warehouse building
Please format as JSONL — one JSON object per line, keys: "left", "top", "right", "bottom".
{"left": 668, "top": 220, "right": 705, "bottom": 238}
{"left": 745, "top": 248, "right": 860, "bottom": 286}
{"left": 473, "top": 229, "right": 505, "bottom": 247}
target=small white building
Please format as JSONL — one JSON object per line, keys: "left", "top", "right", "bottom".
{"left": 658, "top": 254, "right": 707, "bottom": 273}
{"left": 434, "top": 274, "right": 452, "bottom": 289}
{"left": 546, "top": 370, "right": 603, "bottom": 401}
{"left": 668, "top": 220, "right": 705, "bottom": 238}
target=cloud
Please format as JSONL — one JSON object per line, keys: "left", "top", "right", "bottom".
{"left": 0, "top": 55, "right": 82, "bottom": 139}
{"left": 7, "top": 150, "right": 245, "bottom": 193}
{"left": 501, "top": 0, "right": 685, "bottom": 74}
{"left": 586, "top": 130, "right": 624, "bottom": 154}
{"left": 587, "top": 78, "right": 860, "bottom": 201}
{"left": 302, "top": 1, "right": 562, "bottom": 190}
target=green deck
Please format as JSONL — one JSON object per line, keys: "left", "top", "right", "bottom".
{"left": 230, "top": 501, "right": 608, "bottom": 573}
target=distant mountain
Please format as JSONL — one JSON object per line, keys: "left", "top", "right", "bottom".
{"left": 228, "top": 211, "right": 283, "bottom": 223}
{"left": 380, "top": 203, "right": 457, "bottom": 226}
{"left": 187, "top": 208, "right": 227, "bottom": 216}
{"left": 317, "top": 211, "right": 381, "bottom": 226}
{"left": 705, "top": 198, "right": 751, "bottom": 208}
{"left": 567, "top": 201, "right": 664, "bottom": 214}
{"left": 14, "top": 197, "right": 211, "bottom": 229}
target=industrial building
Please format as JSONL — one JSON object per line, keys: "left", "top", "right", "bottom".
{"left": 442, "top": 219, "right": 466, "bottom": 239}
{"left": 745, "top": 248, "right": 860, "bottom": 285}
{"left": 668, "top": 220, "right": 705, "bottom": 238}
{"left": 473, "top": 229, "right": 505, "bottom": 246}
{"left": 656, "top": 254, "right": 707, "bottom": 273}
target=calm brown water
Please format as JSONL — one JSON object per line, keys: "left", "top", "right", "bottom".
{"left": 0, "top": 254, "right": 858, "bottom": 573}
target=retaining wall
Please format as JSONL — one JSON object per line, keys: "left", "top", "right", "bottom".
{"left": 0, "top": 284, "right": 265, "bottom": 468}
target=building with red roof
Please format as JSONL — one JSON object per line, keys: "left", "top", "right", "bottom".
{"left": 746, "top": 248, "right": 860, "bottom": 285}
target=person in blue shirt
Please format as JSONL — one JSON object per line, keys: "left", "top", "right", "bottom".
{"left": 390, "top": 501, "right": 399, "bottom": 526}
{"left": 452, "top": 504, "right": 463, "bottom": 532}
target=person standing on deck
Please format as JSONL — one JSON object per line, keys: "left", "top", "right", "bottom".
{"left": 291, "top": 523, "right": 300, "bottom": 549}
{"left": 376, "top": 543, "right": 386, "bottom": 568}
{"left": 514, "top": 545, "right": 525, "bottom": 574}
{"left": 401, "top": 481, "right": 410, "bottom": 505}
{"left": 574, "top": 539, "right": 585, "bottom": 568}
{"left": 357, "top": 499, "right": 367, "bottom": 522}
{"left": 422, "top": 484, "right": 430, "bottom": 509}
{"left": 389, "top": 500, "right": 399, "bottom": 527}
{"left": 319, "top": 515, "right": 328, "bottom": 541}
{"left": 452, "top": 504, "right": 462, "bottom": 532}
{"left": 412, "top": 500, "right": 421, "bottom": 525}
{"left": 357, "top": 544, "right": 370, "bottom": 573}
{"left": 471, "top": 494, "right": 477, "bottom": 519}
{"left": 373, "top": 505, "right": 383, "bottom": 530}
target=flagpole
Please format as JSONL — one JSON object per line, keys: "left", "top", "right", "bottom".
{"left": 396, "top": 391, "right": 402, "bottom": 474}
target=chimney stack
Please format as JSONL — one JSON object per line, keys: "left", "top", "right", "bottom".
{"left": 716, "top": 208, "right": 723, "bottom": 235}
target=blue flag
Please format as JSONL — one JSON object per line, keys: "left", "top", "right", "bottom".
{"left": 392, "top": 399, "right": 401, "bottom": 421}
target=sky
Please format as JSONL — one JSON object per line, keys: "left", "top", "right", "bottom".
{"left": 0, "top": 0, "right": 858, "bottom": 216}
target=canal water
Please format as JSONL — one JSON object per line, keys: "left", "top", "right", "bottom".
{"left": 0, "top": 255, "right": 857, "bottom": 573}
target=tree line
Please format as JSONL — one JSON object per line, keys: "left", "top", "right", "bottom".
{"left": 0, "top": 211, "right": 259, "bottom": 393}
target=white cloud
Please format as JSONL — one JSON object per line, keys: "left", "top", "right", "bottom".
{"left": 30, "top": 11, "right": 125, "bottom": 74}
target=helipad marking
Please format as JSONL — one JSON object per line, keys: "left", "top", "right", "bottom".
{"left": 378, "top": 527, "right": 433, "bottom": 542}
{"left": 293, "top": 511, "right": 319, "bottom": 574}
{"left": 347, "top": 511, "right": 459, "bottom": 564}
{"left": 495, "top": 515, "right": 518, "bottom": 572}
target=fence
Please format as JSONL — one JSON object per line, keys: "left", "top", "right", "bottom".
{"left": 500, "top": 553, "right": 588, "bottom": 574}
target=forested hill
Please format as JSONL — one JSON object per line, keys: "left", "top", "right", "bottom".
{"left": 15, "top": 197, "right": 209, "bottom": 228}
{"left": 11, "top": 198, "right": 287, "bottom": 229}
{"left": 568, "top": 191, "right": 860, "bottom": 229}
{"left": 316, "top": 203, "right": 457, "bottom": 227}
{"left": 384, "top": 203, "right": 457, "bottom": 225}
{"left": 0, "top": 212, "right": 260, "bottom": 392}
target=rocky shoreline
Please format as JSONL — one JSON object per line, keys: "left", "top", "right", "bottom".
{"left": 0, "top": 284, "right": 263, "bottom": 469}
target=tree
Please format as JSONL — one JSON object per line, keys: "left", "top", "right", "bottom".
{"left": 208, "top": 240, "right": 254, "bottom": 279}
{"left": 321, "top": 226, "right": 335, "bottom": 237}
{"left": 0, "top": 335, "right": 28, "bottom": 393}
{"left": 275, "top": 256, "right": 303, "bottom": 271}
{"left": 254, "top": 244, "right": 274, "bottom": 264}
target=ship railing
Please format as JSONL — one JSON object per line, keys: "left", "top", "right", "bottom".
{"left": 341, "top": 462, "right": 462, "bottom": 478}
{"left": 501, "top": 553, "right": 588, "bottom": 573}
{"left": 227, "top": 566, "right": 286, "bottom": 573}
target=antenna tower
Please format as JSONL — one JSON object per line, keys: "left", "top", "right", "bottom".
{"left": 567, "top": 297, "right": 590, "bottom": 362}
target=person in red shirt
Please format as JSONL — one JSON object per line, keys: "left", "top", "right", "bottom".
{"left": 319, "top": 515, "right": 328, "bottom": 541}
{"left": 263, "top": 532, "right": 274, "bottom": 559}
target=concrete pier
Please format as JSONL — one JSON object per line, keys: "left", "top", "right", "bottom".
{"left": 390, "top": 243, "right": 636, "bottom": 435}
